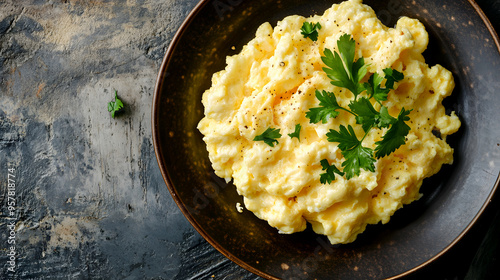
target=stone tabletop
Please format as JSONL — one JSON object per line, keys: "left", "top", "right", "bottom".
{"left": 0, "top": 0, "right": 499, "bottom": 279}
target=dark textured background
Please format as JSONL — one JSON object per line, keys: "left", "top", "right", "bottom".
{"left": 0, "top": 0, "right": 499, "bottom": 279}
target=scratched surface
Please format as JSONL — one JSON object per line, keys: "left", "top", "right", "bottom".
{"left": 0, "top": 0, "right": 257, "bottom": 279}
{"left": 0, "top": 0, "right": 498, "bottom": 279}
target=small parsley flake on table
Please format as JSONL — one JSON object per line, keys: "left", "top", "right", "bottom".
{"left": 108, "top": 90, "right": 124, "bottom": 118}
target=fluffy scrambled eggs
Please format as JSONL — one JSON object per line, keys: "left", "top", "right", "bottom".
{"left": 197, "top": 0, "right": 460, "bottom": 244}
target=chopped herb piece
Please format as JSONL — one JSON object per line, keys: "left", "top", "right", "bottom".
{"left": 108, "top": 90, "right": 124, "bottom": 118}
{"left": 300, "top": 22, "right": 322, "bottom": 41}
{"left": 288, "top": 124, "right": 302, "bottom": 141}
{"left": 253, "top": 127, "right": 282, "bottom": 147}
{"left": 383, "top": 68, "right": 404, "bottom": 90}
{"left": 320, "top": 159, "right": 344, "bottom": 184}
{"left": 348, "top": 98, "right": 398, "bottom": 132}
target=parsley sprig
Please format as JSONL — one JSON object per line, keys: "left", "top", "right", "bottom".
{"left": 250, "top": 34, "right": 409, "bottom": 183}
{"left": 300, "top": 22, "right": 322, "bottom": 41}
{"left": 305, "top": 34, "right": 410, "bottom": 182}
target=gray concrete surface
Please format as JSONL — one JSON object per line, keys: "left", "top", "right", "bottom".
{"left": 0, "top": 0, "right": 258, "bottom": 279}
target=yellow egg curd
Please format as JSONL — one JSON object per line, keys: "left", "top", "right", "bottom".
{"left": 197, "top": 0, "right": 460, "bottom": 244}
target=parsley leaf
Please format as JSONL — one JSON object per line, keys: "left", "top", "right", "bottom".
{"left": 321, "top": 34, "right": 368, "bottom": 99}
{"left": 349, "top": 98, "right": 397, "bottom": 132}
{"left": 374, "top": 108, "right": 412, "bottom": 158}
{"left": 326, "top": 125, "right": 376, "bottom": 179}
{"left": 348, "top": 97, "right": 379, "bottom": 132}
{"left": 108, "top": 91, "right": 124, "bottom": 118}
{"left": 320, "top": 159, "right": 344, "bottom": 184}
{"left": 253, "top": 127, "right": 282, "bottom": 147}
{"left": 364, "top": 68, "right": 404, "bottom": 104}
{"left": 342, "top": 144, "right": 376, "bottom": 179}
{"left": 300, "top": 22, "right": 322, "bottom": 41}
{"left": 288, "top": 124, "right": 302, "bottom": 141}
{"left": 377, "top": 106, "right": 397, "bottom": 128}
{"left": 383, "top": 68, "right": 404, "bottom": 90}
{"left": 306, "top": 90, "right": 344, "bottom": 124}
{"left": 326, "top": 125, "right": 360, "bottom": 151}
{"left": 364, "top": 72, "right": 390, "bottom": 103}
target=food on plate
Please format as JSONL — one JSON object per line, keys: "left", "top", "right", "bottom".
{"left": 197, "top": 0, "right": 461, "bottom": 244}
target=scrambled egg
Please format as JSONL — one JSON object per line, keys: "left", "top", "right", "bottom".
{"left": 197, "top": 0, "right": 460, "bottom": 244}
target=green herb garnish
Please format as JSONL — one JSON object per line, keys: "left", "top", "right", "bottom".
{"left": 288, "top": 124, "right": 302, "bottom": 141}
{"left": 320, "top": 159, "right": 344, "bottom": 184}
{"left": 307, "top": 34, "right": 409, "bottom": 182}
{"left": 108, "top": 91, "right": 124, "bottom": 118}
{"left": 321, "top": 34, "right": 369, "bottom": 99}
{"left": 305, "top": 90, "right": 345, "bottom": 124}
{"left": 300, "top": 22, "right": 322, "bottom": 41}
{"left": 326, "top": 125, "right": 376, "bottom": 179}
{"left": 253, "top": 127, "right": 282, "bottom": 147}
{"left": 374, "top": 108, "right": 412, "bottom": 158}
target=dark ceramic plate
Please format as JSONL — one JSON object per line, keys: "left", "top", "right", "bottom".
{"left": 152, "top": 0, "right": 500, "bottom": 279}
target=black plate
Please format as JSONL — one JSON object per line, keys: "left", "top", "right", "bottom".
{"left": 152, "top": 0, "right": 500, "bottom": 279}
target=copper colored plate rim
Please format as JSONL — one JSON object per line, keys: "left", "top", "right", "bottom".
{"left": 151, "top": 0, "right": 500, "bottom": 279}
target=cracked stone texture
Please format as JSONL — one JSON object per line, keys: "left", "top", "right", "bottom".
{"left": 0, "top": 0, "right": 259, "bottom": 279}
{"left": 0, "top": 0, "right": 498, "bottom": 279}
